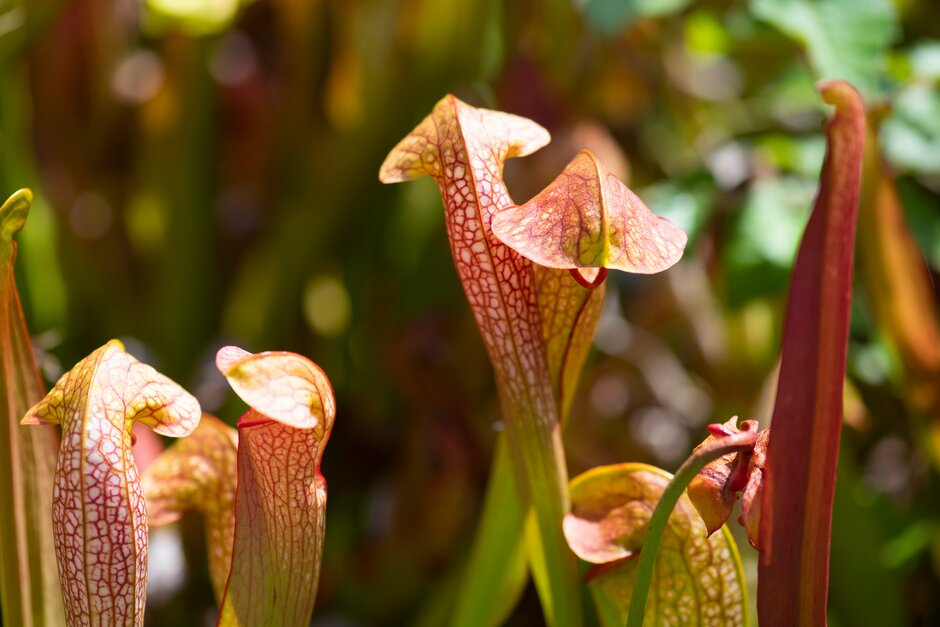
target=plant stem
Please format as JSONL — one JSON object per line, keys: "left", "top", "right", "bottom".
{"left": 626, "top": 431, "right": 757, "bottom": 627}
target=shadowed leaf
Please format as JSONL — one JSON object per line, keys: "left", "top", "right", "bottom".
{"left": 535, "top": 266, "right": 606, "bottom": 422}
{"left": 21, "top": 340, "right": 201, "bottom": 626}
{"left": 141, "top": 414, "right": 237, "bottom": 602}
{"left": 216, "top": 346, "right": 336, "bottom": 627}
{"left": 378, "top": 96, "right": 549, "bottom": 184}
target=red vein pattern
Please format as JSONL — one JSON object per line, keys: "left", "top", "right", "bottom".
{"left": 564, "top": 464, "right": 747, "bottom": 626}
{"left": 380, "top": 95, "right": 585, "bottom": 625}
{"left": 534, "top": 265, "right": 605, "bottom": 423}
{"left": 216, "top": 346, "right": 331, "bottom": 429}
{"left": 141, "top": 414, "right": 238, "bottom": 602}
{"left": 757, "top": 80, "right": 866, "bottom": 626}
{"left": 216, "top": 346, "right": 336, "bottom": 627}
{"left": 21, "top": 340, "right": 201, "bottom": 626}
{"left": 381, "top": 96, "right": 555, "bottom": 435}
{"left": 0, "top": 189, "right": 64, "bottom": 626}
{"left": 491, "top": 150, "right": 686, "bottom": 275}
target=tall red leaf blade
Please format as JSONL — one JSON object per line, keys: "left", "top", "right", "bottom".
{"left": 0, "top": 189, "right": 64, "bottom": 626}
{"left": 21, "top": 340, "right": 201, "bottom": 626}
{"left": 141, "top": 414, "right": 238, "bottom": 603}
{"left": 380, "top": 95, "right": 584, "bottom": 626}
{"left": 216, "top": 346, "right": 336, "bottom": 627}
{"left": 757, "top": 80, "right": 865, "bottom": 626}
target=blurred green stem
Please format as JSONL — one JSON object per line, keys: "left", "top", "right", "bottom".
{"left": 451, "top": 436, "right": 527, "bottom": 627}
{"left": 626, "top": 433, "right": 756, "bottom": 627}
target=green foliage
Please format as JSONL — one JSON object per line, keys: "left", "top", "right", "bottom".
{"left": 641, "top": 176, "right": 715, "bottom": 249}
{"left": 0, "top": 0, "right": 938, "bottom": 625}
{"left": 752, "top": 0, "right": 899, "bottom": 99}
{"left": 725, "top": 176, "right": 814, "bottom": 306}
{"left": 580, "top": 0, "right": 692, "bottom": 34}
{"left": 882, "top": 84, "right": 940, "bottom": 174}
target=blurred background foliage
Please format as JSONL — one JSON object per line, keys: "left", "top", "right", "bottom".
{"left": 0, "top": 0, "right": 939, "bottom": 625}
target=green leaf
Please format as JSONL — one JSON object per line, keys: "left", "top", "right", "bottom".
{"left": 144, "top": 0, "right": 248, "bottom": 35}
{"left": 881, "top": 83, "right": 940, "bottom": 175}
{"left": 751, "top": 0, "right": 899, "bottom": 99}
{"left": 829, "top": 453, "right": 906, "bottom": 626}
{"left": 907, "top": 40, "right": 940, "bottom": 80}
{"left": 724, "top": 175, "right": 815, "bottom": 306}
{"left": 641, "top": 176, "right": 716, "bottom": 249}
{"left": 897, "top": 178, "right": 940, "bottom": 270}
{"left": 450, "top": 438, "right": 528, "bottom": 627}
{"left": 141, "top": 414, "right": 238, "bottom": 603}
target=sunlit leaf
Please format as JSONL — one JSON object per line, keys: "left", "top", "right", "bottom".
{"left": 216, "top": 345, "right": 332, "bottom": 429}
{"left": 492, "top": 150, "right": 687, "bottom": 281}
{"left": 216, "top": 346, "right": 336, "bottom": 627}
{"left": 141, "top": 414, "right": 238, "bottom": 602}
{"left": 380, "top": 95, "right": 583, "bottom": 626}
{"left": 564, "top": 463, "right": 748, "bottom": 626}
{"left": 21, "top": 340, "right": 201, "bottom": 626}
{"left": 627, "top": 425, "right": 756, "bottom": 627}
{"left": 758, "top": 80, "right": 866, "bottom": 626}
{"left": 0, "top": 189, "right": 64, "bottom": 626}
{"left": 379, "top": 96, "right": 548, "bottom": 184}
